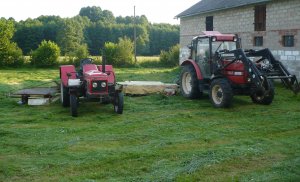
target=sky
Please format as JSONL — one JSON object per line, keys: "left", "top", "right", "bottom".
{"left": 0, "top": 0, "right": 200, "bottom": 24}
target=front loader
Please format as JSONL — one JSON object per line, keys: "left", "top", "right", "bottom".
{"left": 179, "top": 31, "right": 299, "bottom": 108}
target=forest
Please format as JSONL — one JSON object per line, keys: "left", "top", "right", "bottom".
{"left": 5, "top": 6, "right": 179, "bottom": 57}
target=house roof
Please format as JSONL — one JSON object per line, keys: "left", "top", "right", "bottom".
{"left": 176, "top": 0, "right": 271, "bottom": 18}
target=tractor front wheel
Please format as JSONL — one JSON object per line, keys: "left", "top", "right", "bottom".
{"left": 180, "top": 65, "right": 201, "bottom": 99}
{"left": 251, "top": 79, "right": 274, "bottom": 105}
{"left": 210, "top": 78, "right": 233, "bottom": 108}
{"left": 70, "top": 94, "right": 78, "bottom": 117}
{"left": 61, "top": 82, "right": 70, "bottom": 107}
{"left": 114, "top": 92, "right": 124, "bottom": 114}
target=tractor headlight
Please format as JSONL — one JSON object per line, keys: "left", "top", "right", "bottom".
{"left": 92, "top": 82, "right": 98, "bottom": 88}
{"left": 101, "top": 82, "right": 107, "bottom": 87}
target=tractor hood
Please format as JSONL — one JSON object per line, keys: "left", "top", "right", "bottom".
{"left": 84, "top": 70, "right": 107, "bottom": 77}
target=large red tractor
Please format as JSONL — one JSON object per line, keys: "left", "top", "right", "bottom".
{"left": 180, "top": 31, "right": 299, "bottom": 107}
{"left": 60, "top": 58, "right": 123, "bottom": 117}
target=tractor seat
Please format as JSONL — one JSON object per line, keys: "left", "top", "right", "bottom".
{"left": 79, "top": 58, "right": 93, "bottom": 75}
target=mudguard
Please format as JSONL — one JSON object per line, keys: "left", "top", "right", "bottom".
{"left": 60, "top": 65, "right": 76, "bottom": 87}
{"left": 181, "top": 60, "right": 203, "bottom": 80}
{"left": 97, "top": 65, "right": 116, "bottom": 84}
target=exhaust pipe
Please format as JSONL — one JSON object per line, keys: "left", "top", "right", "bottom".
{"left": 102, "top": 52, "right": 106, "bottom": 73}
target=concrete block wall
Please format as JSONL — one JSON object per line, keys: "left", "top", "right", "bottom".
{"left": 179, "top": 0, "right": 300, "bottom": 78}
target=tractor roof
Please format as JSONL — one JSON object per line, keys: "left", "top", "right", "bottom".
{"left": 195, "top": 31, "right": 236, "bottom": 41}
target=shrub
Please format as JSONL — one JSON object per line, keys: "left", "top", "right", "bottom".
{"left": 0, "top": 42, "right": 24, "bottom": 67}
{"left": 103, "top": 37, "right": 134, "bottom": 67}
{"left": 159, "top": 44, "right": 179, "bottom": 67}
{"left": 69, "top": 44, "right": 90, "bottom": 66}
{"left": 103, "top": 42, "right": 118, "bottom": 65}
{"left": 31, "top": 40, "right": 60, "bottom": 67}
{"left": 116, "top": 37, "right": 134, "bottom": 66}
{"left": 0, "top": 18, "right": 24, "bottom": 67}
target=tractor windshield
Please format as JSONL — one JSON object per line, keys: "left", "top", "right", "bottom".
{"left": 212, "top": 41, "right": 237, "bottom": 53}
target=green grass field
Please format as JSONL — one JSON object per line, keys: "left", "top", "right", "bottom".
{"left": 0, "top": 67, "right": 299, "bottom": 181}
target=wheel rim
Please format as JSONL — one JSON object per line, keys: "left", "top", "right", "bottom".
{"left": 212, "top": 85, "right": 223, "bottom": 105}
{"left": 182, "top": 72, "right": 192, "bottom": 94}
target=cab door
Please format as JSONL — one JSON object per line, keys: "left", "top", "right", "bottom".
{"left": 195, "top": 38, "right": 211, "bottom": 79}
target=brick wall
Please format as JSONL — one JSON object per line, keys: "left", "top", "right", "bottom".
{"left": 179, "top": 0, "right": 300, "bottom": 79}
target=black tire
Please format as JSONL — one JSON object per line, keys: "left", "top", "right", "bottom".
{"left": 114, "top": 92, "right": 124, "bottom": 114}
{"left": 251, "top": 79, "right": 274, "bottom": 105}
{"left": 209, "top": 78, "right": 233, "bottom": 108}
{"left": 180, "top": 65, "right": 202, "bottom": 99}
{"left": 70, "top": 94, "right": 78, "bottom": 117}
{"left": 60, "top": 82, "right": 70, "bottom": 107}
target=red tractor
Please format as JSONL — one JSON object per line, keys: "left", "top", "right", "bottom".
{"left": 180, "top": 31, "right": 299, "bottom": 107}
{"left": 60, "top": 58, "right": 123, "bottom": 117}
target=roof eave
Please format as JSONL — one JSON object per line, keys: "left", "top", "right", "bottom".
{"left": 176, "top": 0, "right": 270, "bottom": 19}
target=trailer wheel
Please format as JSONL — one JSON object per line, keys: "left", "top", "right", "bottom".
{"left": 251, "top": 79, "right": 274, "bottom": 105}
{"left": 114, "top": 92, "right": 124, "bottom": 114}
{"left": 70, "top": 94, "right": 78, "bottom": 117}
{"left": 61, "top": 82, "right": 70, "bottom": 107}
{"left": 210, "top": 78, "right": 233, "bottom": 108}
{"left": 180, "top": 65, "right": 201, "bottom": 99}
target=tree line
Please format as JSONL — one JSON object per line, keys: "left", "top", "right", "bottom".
{"left": 9, "top": 6, "right": 179, "bottom": 57}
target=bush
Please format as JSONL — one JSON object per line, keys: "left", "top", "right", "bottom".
{"left": 103, "top": 37, "right": 134, "bottom": 67}
{"left": 31, "top": 40, "right": 60, "bottom": 67}
{"left": 159, "top": 44, "right": 179, "bottom": 67}
{"left": 0, "top": 18, "right": 24, "bottom": 67}
{"left": 0, "top": 42, "right": 24, "bottom": 67}
{"left": 103, "top": 42, "right": 118, "bottom": 65}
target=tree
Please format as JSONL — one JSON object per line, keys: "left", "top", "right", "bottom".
{"left": 56, "top": 18, "right": 85, "bottom": 55}
{"left": 13, "top": 19, "right": 44, "bottom": 55}
{"left": 31, "top": 40, "right": 60, "bottom": 67}
{"left": 149, "top": 24, "right": 179, "bottom": 55}
{"left": 79, "top": 6, "right": 102, "bottom": 22}
{"left": 79, "top": 6, "right": 115, "bottom": 24}
{"left": 0, "top": 18, "right": 23, "bottom": 67}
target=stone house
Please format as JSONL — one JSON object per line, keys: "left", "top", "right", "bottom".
{"left": 176, "top": 0, "right": 300, "bottom": 78}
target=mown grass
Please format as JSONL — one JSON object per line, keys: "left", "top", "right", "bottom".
{"left": 0, "top": 67, "right": 299, "bottom": 181}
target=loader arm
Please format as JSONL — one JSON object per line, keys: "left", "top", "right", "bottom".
{"left": 229, "top": 49, "right": 267, "bottom": 90}
{"left": 245, "top": 48, "right": 299, "bottom": 94}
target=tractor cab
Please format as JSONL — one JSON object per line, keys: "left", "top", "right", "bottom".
{"left": 189, "top": 31, "right": 239, "bottom": 79}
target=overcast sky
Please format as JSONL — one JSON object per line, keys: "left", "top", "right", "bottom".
{"left": 0, "top": 0, "right": 200, "bottom": 24}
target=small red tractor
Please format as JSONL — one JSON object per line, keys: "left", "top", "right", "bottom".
{"left": 60, "top": 58, "right": 123, "bottom": 117}
{"left": 180, "top": 31, "right": 299, "bottom": 107}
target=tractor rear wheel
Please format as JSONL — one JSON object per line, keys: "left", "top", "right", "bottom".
{"left": 251, "top": 79, "right": 274, "bottom": 105}
{"left": 180, "top": 65, "right": 201, "bottom": 99}
{"left": 70, "top": 94, "right": 78, "bottom": 117}
{"left": 61, "top": 82, "right": 70, "bottom": 107}
{"left": 114, "top": 92, "right": 124, "bottom": 114}
{"left": 210, "top": 78, "right": 233, "bottom": 108}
